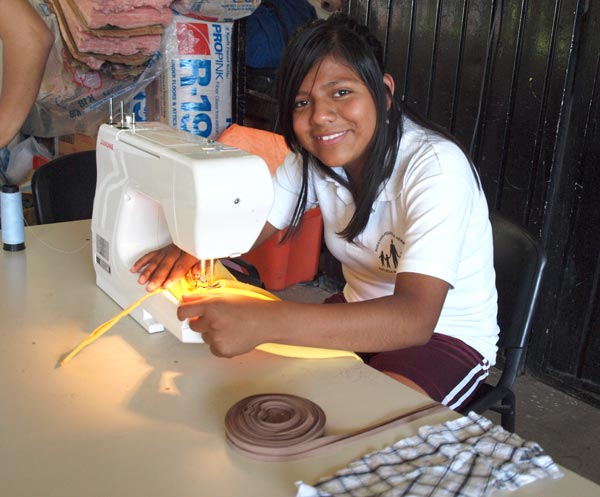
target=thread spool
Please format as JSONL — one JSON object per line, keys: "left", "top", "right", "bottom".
{"left": 1, "top": 184, "right": 26, "bottom": 251}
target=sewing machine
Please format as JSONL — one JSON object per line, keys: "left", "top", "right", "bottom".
{"left": 91, "top": 121, "right": 274, "bottom": 342}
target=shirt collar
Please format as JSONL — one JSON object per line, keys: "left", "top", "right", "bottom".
{"left": 313, "top": 141, "right": 405, "bottom": 205}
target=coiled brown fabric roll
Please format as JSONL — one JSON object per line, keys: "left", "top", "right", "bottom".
{"left": 225, "top": 393, "right": 443, "bottom": 461}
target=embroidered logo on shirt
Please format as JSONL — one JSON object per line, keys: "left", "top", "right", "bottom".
{"left": 375, "top": 232, "right": 404, "bottom": 273}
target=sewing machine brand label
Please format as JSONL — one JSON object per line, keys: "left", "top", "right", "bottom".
{"left": 99, "top": 139, "right": 114, "bottom": 150}
{"left": 159, "top": 16, "right": 233, "bottom": 139}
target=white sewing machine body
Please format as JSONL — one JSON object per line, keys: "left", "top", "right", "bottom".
{"left": 92, "top": 122, "right": 274, "bottom": 342}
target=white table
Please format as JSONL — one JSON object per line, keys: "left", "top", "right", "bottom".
{"left": 1, "top": 220, "right": 598, "bottom": 497}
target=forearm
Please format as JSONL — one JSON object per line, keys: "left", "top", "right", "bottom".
{"left": 261, "top": 272, "right": 449, "bottom": 352}
{"left": 178, "top": 271, "right": 448, "bottom": 358}
{"left": 263, "top": 296, "right": 436, "bottom": 353}
{"left": 0, "top": 0, "right": 53, "bottom": 147}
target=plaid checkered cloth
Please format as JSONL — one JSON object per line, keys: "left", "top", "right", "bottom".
{"left": 295, "top": 412, "right": 563, "bottom": 497}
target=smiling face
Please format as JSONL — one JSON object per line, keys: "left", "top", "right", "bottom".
{"left": 292, "top": 55, "right": 379, "bottom": 179}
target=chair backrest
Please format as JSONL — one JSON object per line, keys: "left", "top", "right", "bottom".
{"left": 31, "top": 150, "right": 97, "bottom": 224}
{"left": 490, "top": 211, "right": 546, "bottom": 385}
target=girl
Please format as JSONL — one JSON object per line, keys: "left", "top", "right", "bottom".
{"left": 132, "top": 13, "right": 498, "bottom": 411}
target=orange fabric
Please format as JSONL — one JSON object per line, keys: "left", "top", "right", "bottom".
{"left": 217, "top": 124, "right": 290, "bottom": 175}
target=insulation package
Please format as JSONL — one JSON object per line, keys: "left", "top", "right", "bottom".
{"left": 171, "top": 0, "right": 260, "bottom": 21}
{"left": 159, "top": 15, "right": 232, "bottom": 139}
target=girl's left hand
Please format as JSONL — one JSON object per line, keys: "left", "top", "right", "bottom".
{"left": 177, "top": 294, "right": 274, "bottom": 357}
{"left": 131, "top": 243, "right": 198, "bottom": 292}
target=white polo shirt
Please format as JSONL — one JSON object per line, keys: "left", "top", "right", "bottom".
{"left": 268, "top": 117, "right": 499, "bottom": 364}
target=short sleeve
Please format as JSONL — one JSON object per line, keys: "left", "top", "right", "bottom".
{"left": 268, "top": 153, "right": 318, "bottom": 230}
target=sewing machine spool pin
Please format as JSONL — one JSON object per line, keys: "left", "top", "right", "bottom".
{"left": 107, "top": 99, "right": 135, "bottom": 130}
{"left": 108, "top": 98, "right": 114, "bottom": 125}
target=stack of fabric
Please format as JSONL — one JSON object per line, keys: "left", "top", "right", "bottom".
{"left": 47, "top": 0, "right": 173, "bottom": 77}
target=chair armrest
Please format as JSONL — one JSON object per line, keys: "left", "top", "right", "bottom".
{"left": 462, "top": 386, "right": 513, "bottom": 414}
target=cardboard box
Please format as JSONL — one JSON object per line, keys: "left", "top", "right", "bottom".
{"left": 58, "top": 133, "right": 97, "bottom": 156}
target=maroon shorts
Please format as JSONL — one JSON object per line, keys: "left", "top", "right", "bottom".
{"left": 323, "top": 292, "right": 490, "bottom": 411}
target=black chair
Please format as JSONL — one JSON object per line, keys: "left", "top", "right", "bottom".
{"left": 460, "top": 211, "right": 547, "bottom": 432}
{"left": 31, "top": 150, "right": 97, "bottom": 224}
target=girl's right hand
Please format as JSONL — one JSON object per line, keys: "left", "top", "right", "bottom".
{"left": 130, "top": 243, "right": 198, "bottom": 292}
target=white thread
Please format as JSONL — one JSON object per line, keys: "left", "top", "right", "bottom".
{"left": 1, "top": 185, "right": 25, "bottom": 250}
{"left": 23, "top": 215, "right": 91, "bottom": 255}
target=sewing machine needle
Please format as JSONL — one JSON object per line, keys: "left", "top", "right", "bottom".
{"left": 197, "top": 259, "right": 215, "bottom": 287}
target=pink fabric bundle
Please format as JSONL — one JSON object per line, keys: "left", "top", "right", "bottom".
{"left": 76, "top": 0, "right": 173, "bottom": 29}
{"left": 85, "top": 0, "right": 173, "bottom": 12}
{"left": 60, "top": 0, "right": 161, "bottom": 56}
{"left": 49, "top": 0, "right": 170, "bottom": 74}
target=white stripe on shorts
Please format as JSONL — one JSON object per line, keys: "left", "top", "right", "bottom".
{"left": 443, "top": 358, "right": 490, "bottom": 410}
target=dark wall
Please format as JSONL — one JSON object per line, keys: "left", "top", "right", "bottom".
{"left": 344, "top": 0, "right": 600, "bottom": 404}
{"left": 534, "top": 0, "right": 600, "bottom": 404}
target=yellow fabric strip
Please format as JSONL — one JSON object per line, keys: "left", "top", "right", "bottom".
{"left": 59, "top": 288, "right": 163, "bottom": 366}
{"left": 60, "top": 261, "right": 361, "bottom": 366}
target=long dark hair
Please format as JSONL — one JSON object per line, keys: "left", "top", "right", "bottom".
{"left": 276, "top": 13, "right": 476, "bottom": 242}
